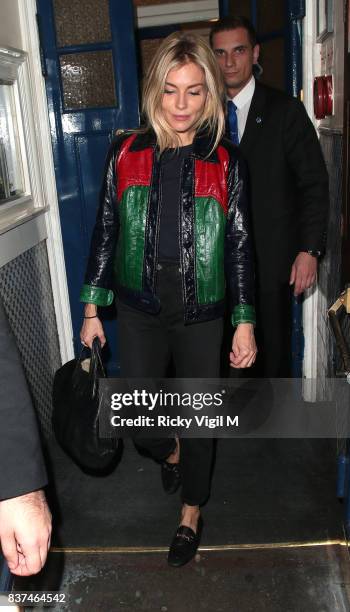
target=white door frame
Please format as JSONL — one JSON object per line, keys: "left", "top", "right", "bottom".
{"left": 17, "top": 0, "right": 74, "bottom": 363}
{"left": 302, "top": 0, "right": 319, "bottom": 381}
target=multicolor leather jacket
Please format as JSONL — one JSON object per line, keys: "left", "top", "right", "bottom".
{"left": 80, "top": 130, "right": 255, "bottom": 327}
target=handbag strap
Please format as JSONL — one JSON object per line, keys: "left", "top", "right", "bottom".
{"left": 76, "top": 338, "right": 105, "bottom": 380}
{"left": 90, "top": 337, "right": 105, "bottom": 397}
{"left": 91, "top": 337, "right": 105, "bottom": 375}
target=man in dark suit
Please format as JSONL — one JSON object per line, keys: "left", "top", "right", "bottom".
{"left": 0, "top": 300, "right": 51, "bottom": 577}
{"left": 210, "top": 16, "right": 329, "bottom": 376}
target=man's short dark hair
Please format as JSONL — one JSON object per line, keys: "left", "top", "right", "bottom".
{"left": 209, "top": 16, "right": 258, "bottom": 49}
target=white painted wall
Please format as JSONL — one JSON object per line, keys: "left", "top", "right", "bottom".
{"left": 0, "top": 0, "right": 74, "bottom": 363}
{"left": 302, "top": 0, "right": 321, "bottom": 384}
{"left": 303, "top": 0, "right": 344, "bottom": 390}
{"left": 136, "top": 0, "right": 219, "bottom": 28}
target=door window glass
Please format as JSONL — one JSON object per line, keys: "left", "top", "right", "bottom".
{"left": 53, "top": 0, "right": 111, "bottom": 46}
{"left": 60, "top": 51, "right": 117, "bottom": 110}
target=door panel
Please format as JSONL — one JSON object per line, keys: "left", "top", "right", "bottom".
{"left": 37, "top": 0, "right": 140, "bottom": 373}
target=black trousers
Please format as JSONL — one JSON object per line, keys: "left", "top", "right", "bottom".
{"left": 117, "top": 261, "right": 224, "bottom": 505}
{"left": 253, "top": 285, "right": 293, "bottom": 377}
{"left": 226, "top": 284, "right": 292, "bottom": 378}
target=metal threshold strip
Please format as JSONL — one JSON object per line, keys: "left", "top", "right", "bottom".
{"left": 50, "top": 539, "right": 347, "bottom": 554}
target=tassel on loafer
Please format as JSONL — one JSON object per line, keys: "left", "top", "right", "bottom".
{"left": 167, "top": 516, "right": 203, "bottom": 567}
{"left": 161, "top": 461, "right": 181, "bottom": 494}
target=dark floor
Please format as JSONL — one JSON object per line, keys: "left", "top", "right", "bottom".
{"left": 44, "top": 437, "right": 343, "bottom": 547}
{"left": 15, "top": 437, "right": 348, "bottom": 610}
{"left": 17, "top": 545, "right": 350, "bottom": 611}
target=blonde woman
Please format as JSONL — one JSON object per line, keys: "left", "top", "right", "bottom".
{"left": 80, "top": 32, "right": 257, "bottom": 567}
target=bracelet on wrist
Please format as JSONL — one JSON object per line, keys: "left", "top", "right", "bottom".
{"left": 84, "top": 314, "right": 98, "bottom": 319}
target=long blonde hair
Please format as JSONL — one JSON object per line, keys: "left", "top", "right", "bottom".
{"left": 142, "top": 32, "right": 225, "bottom": 154}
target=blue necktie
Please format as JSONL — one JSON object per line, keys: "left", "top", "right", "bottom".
{"left": 227, "top": 100, "right": 239, "bottom": 145}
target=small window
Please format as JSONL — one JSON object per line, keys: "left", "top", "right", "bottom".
{"left": 0, "top": 81, "right": 26, "bottom": 203}
{"left": 0, "top": 46, "right": 45, "bottom": 234}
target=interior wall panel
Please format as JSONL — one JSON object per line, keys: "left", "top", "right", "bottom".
{"left": 0, "top": 241, "right": 61, "bottom": 438}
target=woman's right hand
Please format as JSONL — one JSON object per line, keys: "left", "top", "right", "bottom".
{"left": 80, "top": 304, "right": 106, "bottom": 348}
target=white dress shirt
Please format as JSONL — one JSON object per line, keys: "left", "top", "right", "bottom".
{"left": 228, "top": 76, "right": 256, "bottom": 142}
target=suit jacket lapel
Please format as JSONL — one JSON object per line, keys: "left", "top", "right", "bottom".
{"left": 239, "top": 81, "right": 267, "bottom": 155}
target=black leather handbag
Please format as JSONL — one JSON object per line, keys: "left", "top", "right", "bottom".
{"left": 52, "top": 337, "right": 118, "bottom": 471}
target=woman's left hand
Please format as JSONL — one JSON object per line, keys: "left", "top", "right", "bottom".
{"left": 230, "top": 323, "right": 257, "bottom": 369}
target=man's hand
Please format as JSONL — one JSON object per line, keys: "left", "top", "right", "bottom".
{"left": 0, "top": 490, "right": 52, "bottom": 576}
{"left": 289, "top": 252, "right": 318, "bottom": 296}
{"left": 230, "top": 323, "right": 257, "bottom": 369}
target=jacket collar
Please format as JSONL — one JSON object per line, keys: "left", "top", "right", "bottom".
{"left": 129, "top": 128, "right": 219, "bottom": 163}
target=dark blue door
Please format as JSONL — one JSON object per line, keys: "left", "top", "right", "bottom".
{"left": 36, "top": 0, "right": 140, "bottom": 373}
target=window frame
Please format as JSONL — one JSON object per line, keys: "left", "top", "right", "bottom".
{"left": 0, "top": 46, "right": 48, "bottom": 235}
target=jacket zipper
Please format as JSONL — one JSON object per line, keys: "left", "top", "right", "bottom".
{"left": 153, "top": 157, "right": 163, "bottom": 293}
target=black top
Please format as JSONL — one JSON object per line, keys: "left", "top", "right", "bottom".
{"left": 158, "top": 144, "right": 193, "bottom": 261}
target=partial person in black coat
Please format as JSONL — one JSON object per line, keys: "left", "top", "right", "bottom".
{"left": 0, "top": 300, "right": 51, "bottom": 576}
{"left": 210, "top": 16, "right": 329, "bottom": 376}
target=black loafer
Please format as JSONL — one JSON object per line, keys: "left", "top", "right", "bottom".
{"left": 161, "top": 461, "right": 181, "bottom": 494}
{"left": 167, "top": 517, "right": 203, "bottom": 567}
